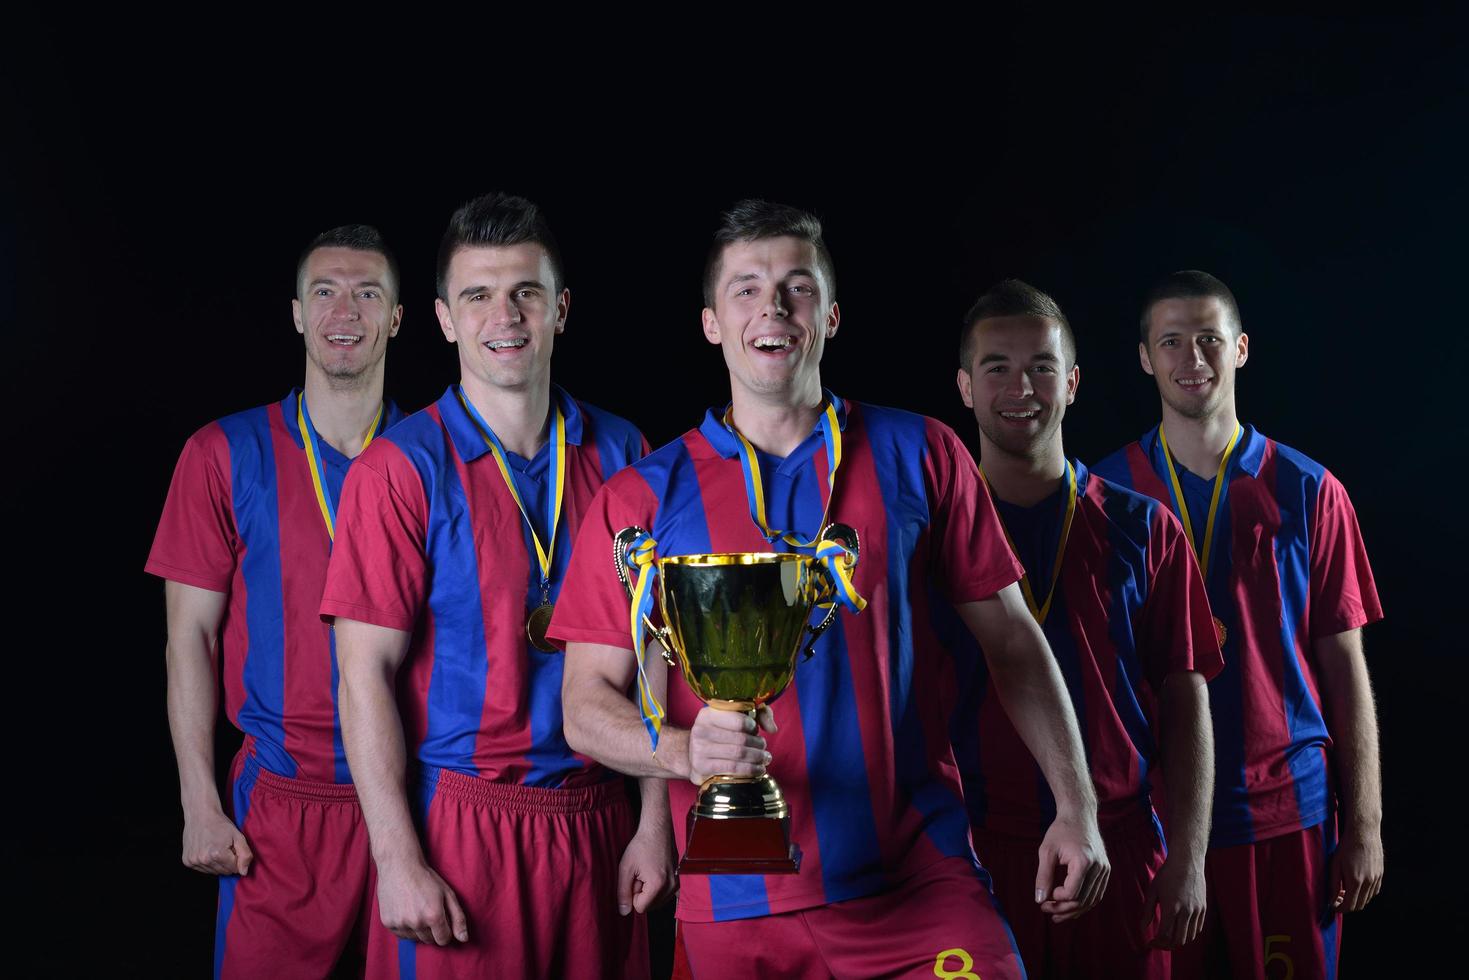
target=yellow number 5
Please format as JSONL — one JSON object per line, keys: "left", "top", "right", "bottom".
{"left": 934, "top": 947, "right": 980, "bottom": 980}
{"left": 1264, "top": 934, "right": 1295, "bottom": 980}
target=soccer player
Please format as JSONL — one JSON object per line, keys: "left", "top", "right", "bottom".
{"left": 321, "top": 193, "right": 669, "bottom": 979}
{"left": 552, "top": 201, "right": 1109, "bottom": 979}
{"left": 954, "top": 280, "right": 1223, "bottom": 979}
{"left": 147, "top": 225, "right": 407, "bottom": 978}
{"left": 1093, "top": 271, "right": 1384, "bottom": 980}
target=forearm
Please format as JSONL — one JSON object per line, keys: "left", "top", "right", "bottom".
{"left": 996, "top": 652, "right": 1094, "bottom": 815}
{"left": 1158, "top": 670, "right": 1213, "bottom": 861}
{"left": 337, "top": 628, "right": 426, "bottom": 868}
{"left": 1315, "top": 630, "right": 1382, "bottom": 835}
{"left": 636, "top": 776, "right": 672, "bottom": 832}
{"left": 163, "top": 582, "right": 228, "bottom": 818}
{"left": 564, "top": 641, "right": 691, "bottom": 781}
{"left": 979, "top": 608, "right": 1094, "bottom": 816}
{"left": 166, "top": 633, "right": 224, "bottom": 816}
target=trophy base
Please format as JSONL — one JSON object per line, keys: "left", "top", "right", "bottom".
{"left": 677, "top": 774, "right": 801, "bottom": 875}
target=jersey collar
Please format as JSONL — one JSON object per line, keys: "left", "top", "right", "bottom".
{"left": 281, "top": 388, "right": 403, "bottom": 452}
{"left": 1141, "top": 422, "right": 1264, "bottom": 479}
{"left": 439, "top": 383, "right": 584, "bottom": 464}
{"left": 699, "top": 390, "right": 848, "bottom": 466}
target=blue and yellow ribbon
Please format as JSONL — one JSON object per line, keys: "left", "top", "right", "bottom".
{"left": 456, "top": 387, "right": 567, "bottom": 599}
{"left": 980, "top": 459, "right": 1077, "bottom": 625}
{"left": 297, "top": 394, "right": 385, "bottom": 540}
{"left": 1158, "top": 423, "right": 1241, "bottom": 577}
{"left": 720, "top": 401, "right": 866, "bottom": 614}
{"left": 622, "top": 529, "right": 666, "bottom": 749}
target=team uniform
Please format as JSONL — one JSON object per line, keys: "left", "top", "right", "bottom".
{"left": 319, "top": 385, "right": 650, "bottom": 980}
{"left": 954, "top": 461, "right": 1223, "bottom": 979}
{"left": 549, "top": 395, "right": 1029, "bottom": 980}
{"left": 146, "top": 389, "right": 405, "bottom": 979}
{"left": 1094, "top": 425, "right": 1382, "bottom": 980}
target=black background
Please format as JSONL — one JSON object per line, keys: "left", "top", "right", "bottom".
{"left": 10, "top": 14, "right": 1466, "bottom": 976}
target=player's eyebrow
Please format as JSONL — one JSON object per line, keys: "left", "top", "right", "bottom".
{"left": 726, "top": 272, "right": 763, "bottom": 289}
{"left": 978, "top": 352, "right": 1011, "bottom": 365}
{"left": 782, "top": 268, "right": 817, "bottom": 280}
{"left": 1031, "top": 351, "right": 1059, "bottom": 362}
{"left": 351, "top": 279, "right": 387, "bottom": 292}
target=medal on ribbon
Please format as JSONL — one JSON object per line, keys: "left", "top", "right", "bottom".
{"left": 720, "top": 399, "right": 866, "bottom": 615}
{"left": 457, "top": 387, "right": 567, "bottom": 653}
{"left": 297, "top": 393, "right": 385, "bottom": 541}
{"left": 1159, "top": 423, "right": 1242, "bottom": 647}
{"left": 981, "top": 459, "right": 1078, "bottom": 626}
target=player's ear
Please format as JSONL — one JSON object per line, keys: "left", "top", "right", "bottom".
{"left": 701, "top": 307, "right": 722, "bottom": 346}
{"left": 1138, "top": 342, "right": 1155, "bottom": 376}
{"left": 555, "top": 288, "right": 570, "bottom": 335}
{"left": 825, "top": 301, "right": 840, "bottom": 339}
{"left": 1066, "top": 364, "right": 1080, "bottom": 405}
{"left": 292, "top": 298, "right": 304, "bottom": 336}
{"left": 1235, "top": 331, "right": 1249, "bottom": 368}
{"left": 389, "top": 304, "right": 403, "bottom": 339}
{"left": 436, "top": 298, "right": 457, "bottom": 344}
{"left": 956, "top": 367, "right": 973, "bottom": 409}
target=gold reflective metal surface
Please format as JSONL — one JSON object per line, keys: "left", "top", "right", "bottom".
{"left": 656, "top": 552, "right": 832, "bottom": 706}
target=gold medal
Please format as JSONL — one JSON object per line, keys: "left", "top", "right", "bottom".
{"left": 527, "top": 602, "right": 557, "bottom": 652}
{"left": 1212, "top": 615, "right": 1227, "bottom": 647}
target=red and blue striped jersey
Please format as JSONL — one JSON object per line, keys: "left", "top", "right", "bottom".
{"left": 549, "top": 397, "right": 1024, "bottom": 922}
{"left": 146, "top": 389, "right": 406, "bottom": 783}
{"left": 319, "top": 386, "right": 648, "bottom": 788}
{"left": 1093, "top": 425, "right": 1382, "bottom": 846}
{"left": 952, "top": 462, "right": 1224, "bottom": 839}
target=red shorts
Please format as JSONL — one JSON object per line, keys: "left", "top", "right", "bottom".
{"left": 216, "top": 747, "right": 375, "bottom": 980}
{"left": 1172, "top": 820, "right": 1340, "bottom": 980}
{"left": 974, "top": 813, "right": 1169, "bottom": 980}
{"left": 368, "top": 767, "right": 649, "bottom": 979}
{"left": 671, "top": 856, "right": 1023, "bottom": 980}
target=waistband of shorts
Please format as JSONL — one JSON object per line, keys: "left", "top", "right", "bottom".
{"left": 242, "top": 754, "right": 360, "bottom": 803}
{"left": 419, "top": 766, "right": 625, "bottom": 814}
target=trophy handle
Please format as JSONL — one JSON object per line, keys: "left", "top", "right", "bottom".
{"left": 613, "top": 526, "right": 677, "bottom": 667}
{"left": 801, "top": 523, "right": 860, "bottom": 661}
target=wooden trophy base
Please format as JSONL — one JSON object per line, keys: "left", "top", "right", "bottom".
{"left": 678, "top": 810, "right": 802, "bottom": 875}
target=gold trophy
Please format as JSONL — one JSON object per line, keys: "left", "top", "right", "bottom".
{"left": 613, "top": 524, "right": 859, "bottom": 874}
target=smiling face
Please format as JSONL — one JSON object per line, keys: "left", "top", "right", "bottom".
{"left": 434, "top": 243, "right": 568, "bottom": 398}
{"left": 292, "top": 246, "right": 402, "bottom": 388}
{"left": 957, "top": 315, "right": 1079, "bottom": 461}
{"left": 1139, "top": 296, "right": 1248, "bottom": 422}
{"left": 701, "top": 236, "right": 839, "bottom": 406}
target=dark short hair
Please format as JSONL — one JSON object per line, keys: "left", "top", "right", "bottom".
{"left": 296, "top": 224, "right": 400, "bottom": 302}
{"left": 959, "top": 278, "right": 1076, "bottom": 369}
{"left": 436, "top": 192, "right": 565, "bottom": 300}
{"left": 1139, "top": 270, "right": 1241, "bottom": 343}
{"left": 702, "top": 199, "right": 837, "bottom": 308}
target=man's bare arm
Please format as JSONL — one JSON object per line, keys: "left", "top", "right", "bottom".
{"left": 165, "top": 580, "right": 253, "bottom": 876}
{"left": 957, "top": 584, "right": 1108, "bottom": 921}
{"left": 336, "top": 617, "right": 468, "bottom": 946}
{"left": 561, "top": 641, "right": 772, "bottom": 786}
{"left": 1144, "top": 670, "right": 1213, "bottom": 947}
{"left": 1314, "top": 627, "right": 1384, "bottom": 912}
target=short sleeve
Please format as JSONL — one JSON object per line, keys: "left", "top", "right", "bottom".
{"left": 1136, "top": 504, "right": 1225, "bottom": 691}
{"left": 1308, "top": 471, "right": 1383, "bottom": 637}
{"left": 145, "top": 425, "right": 237, "bottom": 592}
{"left": 547, "top": 472, "right": 658, "bottom": 652}
{"left": 923, "top": 419, "right": 1024, "bottom": 604}
{"left": 319, "top": 442, "right": 430, "bottom": 633}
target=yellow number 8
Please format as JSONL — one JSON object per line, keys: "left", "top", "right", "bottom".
{"left": 934, "top": 947, "right": 980, "bottom": 980}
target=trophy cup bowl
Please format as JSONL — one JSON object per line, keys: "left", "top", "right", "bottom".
{"left": 614, "top": 525, "right": 858, "bottom": 875}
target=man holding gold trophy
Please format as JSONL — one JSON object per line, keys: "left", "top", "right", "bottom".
{"left": 553, "top": 201, "right": 1109, "bottom": 978}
